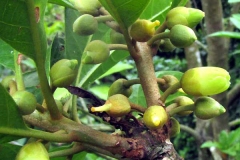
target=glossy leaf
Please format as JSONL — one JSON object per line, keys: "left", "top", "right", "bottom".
{"left": 99, "top": 0, "right": 150, "bottom": 27}
{"left": 48, "top": 0, "right": 75, "bottom": 9}
{"left": 0, "top": 39, "right": 14, "bottom": 70}
{"left": 0, "top": 0, "right": 47, "bottom": 61}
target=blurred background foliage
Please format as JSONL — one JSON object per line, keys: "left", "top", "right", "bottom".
{"left": 0, "top": 0, "right": 240, "bottom": 159}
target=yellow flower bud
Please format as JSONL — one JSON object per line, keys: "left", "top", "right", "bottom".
{"left": 180, "top": 67, "right": 231, "bottom": 96}
{"left": 130, "top": 19, "right": 160, "bottom": 42}
{"left": 143, "top": 106, "right": 168, "bottom": 130}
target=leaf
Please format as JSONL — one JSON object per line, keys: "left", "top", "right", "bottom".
{"left": 228, "top": 0, "right": 240, "bottom": 3}
{"left": 0, "top": 39, "right": 14, "bottom": 70}
{"left": 79, "top": 50, "right": 130, "bottom": 88}
{"left": 208, "top": 31, "right": 240, "bottom": 39}
{"left": 201, "top": 141, "right": 219, "bottom": 148}
{"left": 129, "top": 84, "right": 147, "bottom": 107}
{"left": 50, "top": 34, "right": 66, "bottom": 67}
{"left": 48, "top": 0, "right": 75, "bottom": 9}
{"left": 140, "top": 0, "right": 172, "bottom": 23}
{"left": 0, "top": 84, "right": 28, "bottom": 143}
{"left": 230, "top": 14, "right": 240, "bottom": 30}
{"left": 0, "top": 143, "right": 21, "bottom": 159}
{"left": 99, "top": 0, "right": 150, "bottom": 27}
{"left": 0, "top": 0, "right": 47, "bottom": 61}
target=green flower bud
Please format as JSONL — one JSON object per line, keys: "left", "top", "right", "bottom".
{"left": 180, "top": 67, "right": 231, "bottom": 96}
{"left": 194, "top": 96, "right": 226, "bottom": 120}
{"left": 16, "top": 142, "right": 49, "bottom": 160}
{"left": 73, "top": 14, "right": 98, "bottom": 36}
{"left": 159, "top": 38, "right": 176, "bottom": 52}
{"left": 175, "top": 96, "right": 194, "bottom": 116}
{"left": 70, "top": 0, "right": 101, "bottom": 16}
{"left": 91, "top": 94, "right": 131, "bottom": 117}
{"left": 159, "top": 75, "right": 179, "bottom": 93}
{"left": 130, "top": 19, "right": 160, "bottom": 42}
{"left": 110, "top": 29, "right": 126, "bottom": 44}
{"left": 166, "top": 7, "right": 204, "bottom": 29}
{"left": 50, "top": 59, "right": 78, "bottom": 88}
{"left": 143, "top": 105, "right": 168, "bottom": 130}
{"left": 82, "top": 40, "right": 109, "bottom": 64}
{"left": 12, "top": 90, "right": 37, "bottom": 115}
{"left": 1, "top": 75, "right": 15, "bottom": 89}
{"left": 169, "top": 117, "right": 180, "bottom": 137}
{"left": 169, "top": 24, "right": 197, "bottom": 48}
{"left": 108, "top": 79, "right": 133, "bottom": 97}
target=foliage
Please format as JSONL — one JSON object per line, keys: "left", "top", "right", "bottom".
{"left": 0, "top": 0, "right": 232, "bottom": 159}
{"left": 201, "top": 128, "right": 240, "bottom": 159}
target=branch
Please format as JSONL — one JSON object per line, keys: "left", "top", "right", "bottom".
{"left": 180, "top": 124, "right": 201, "bottom": 142}
{"left": 227, "top": 82, "right": 240, "bottom": 106}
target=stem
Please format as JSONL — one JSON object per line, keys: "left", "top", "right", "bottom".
{"left": 160, "top": 82, "right": 181, "bottom": 103}
{"left": 134, "top": 42, "right": 161, "bottom": 107}
{"left": 0, "top": 127, "right": 73, "bottom": 142}
{"left": 130, "top": 102, "right": 146, "bottom": 113}
{"left": 229, "top": 118, "right": 240, "bottom": 127}
{"left": 96, "top": 15, "right": 114, "bottom": 23}
{"left": 14, "top": 51, "right": 25, "bottom": 91}
{"left": 155, "top": 21, "right": 168, "bottom": 34}
{"left": 147, "top": 32, "right": 170, "bottom": 46}
{"left": 180, "top": 124, "right": 201, "bottom": 141}
{"left": 25, "top": 0, "right": 61, "bottom": 120}
{"left": 123, "top": 78, "right": 140, "bottom": 87}
{"left": 9, "top": 80, "right": 17, "bottom": 95}
{"left": 168, "top": 104, "right": 195, "bottom": 117}
{"left": 49, "top": 143, "right": 84, "bottom": 158}
{"left": 108, "top": 44, "right": 128, "bottom": 51}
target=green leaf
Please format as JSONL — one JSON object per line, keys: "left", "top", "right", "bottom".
{"left": 0, "top": 143, "right": 21, "bottom": 159}
{"left": 129, "top": 84, "right": 147, "bottom": 107}
{"left": 201, "top": 141, "right": 219, "bottom": 148}
{"left": 48, "top": 0, "right": 75, "bottom": 9}
{"left": 0, "top": 84, "right": 27, "bottom": 129}
{"left": 208, "top": 31, "right": 240, "bottom": 39}
{"left": 79, "top": 50, "right": 129, "bottom": 88}
{"left": 89, "top": 84, "right": 109, "bottom": 100}
{"left": 0, "top": 39, "right": 14, "bottom": 70}
{"left": 99, "top": 0, "right": 150, "bottom": 27}
{"left": 0, "top": 0, "right": 47, "bottom": 61}
{"left": 140, "top": 0, "right": 172, "bottom": 23}
{"left": 64, "top": 8, "right": 89, "bottom": 60}
{"left": 230, "top": 14, "right": 240, "bottom": 30}
{"left": 0, "top": 84, "right": 28, "bottom": 143}
{"left": 228, "top": 0, "right": 240, "bottom": 3}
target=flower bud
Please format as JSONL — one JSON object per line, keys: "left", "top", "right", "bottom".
{"left": 180, "top": 67, "right": 231, "bottom": 96}
{"left": 16, "top": 142, "right": 49, "bottom": 160}
{"left": 110, "top": 29, "right": 126, "bottom": 44}
{"left": 169, "top": 24, "right": 197, "bottom": 48}
{"left": 91, "top": 94, "right": 131, "bottom": 117}
{"left": 108, "top": 79, "right": 133, "bottom": 97}
{"left": 12, "top": 90, "right": 37, "bottom": 115}
{"left": 169, "top": 117, "right": 180, "bottom": 137}
{"left": 81, "top": 40, "right": 110, "bottom": 64}
{"left": 70, "top": 0, "right": 101, "bottom": 16}
{"left": 50, "top": 59, "right": 78, "bottom": 88}
{"left": 166, "top": 7, "right": 204, "bottom": 29}
{"left": 130, "top": 19, "right": 160, "bottom": 42}
{"left": 194, "top": 97, "right": 226, "bottom": 120}
{"left": 143, "top": 105, "right": 168, "bottom": 130}
{"left": 1, "top": 75, "right": 15, "bottom": 89}
{"left": 159, "top": 75, "right": 179, "bottom": 92}
{"left": 73, "top": 14, "right": 98, "bottom": 36}
{"left": 175, "top": 96, "right": 194, "bottom": 116}
{"left": 159, "top": 38, "right": 176, "bottom": 52}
